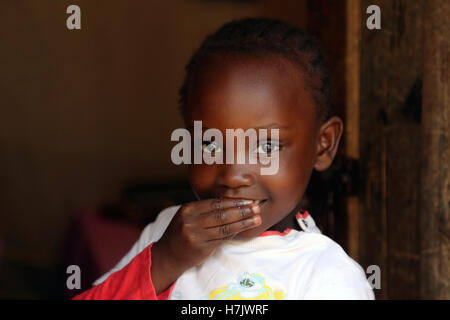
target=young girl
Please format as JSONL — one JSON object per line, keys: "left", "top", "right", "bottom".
{"left": 74, "top": 17, "right": 374, "bottom": 300}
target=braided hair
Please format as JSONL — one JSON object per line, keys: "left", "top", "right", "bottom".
{"left": 178, "top": 17, "right": 333, "bottom": 123}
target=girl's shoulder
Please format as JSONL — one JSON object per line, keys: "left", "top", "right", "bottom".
{"left": 293, "top": 231, "right": 364, "bottom": 271}
{"left": 138, "top": 204, "right": 181, "bottom": 244}
{"left": 286, "top": 232, "right": 374, "bottom": 299}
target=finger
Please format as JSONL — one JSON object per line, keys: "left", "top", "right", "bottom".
{"left": 204, "top": 214, "right": 262, "bottom": 241}
{"left": 182, "top": 197, "right": 255, "bottom": 216}
{"left": 199, "top": 202, "right": 261, "bottom": 228}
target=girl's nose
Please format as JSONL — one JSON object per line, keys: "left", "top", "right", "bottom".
{"left": 216, "top": 164, "right": 255, "bottom": 189}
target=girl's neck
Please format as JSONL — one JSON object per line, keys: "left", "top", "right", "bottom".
{"left": 267, "top": 211, "right": 301, "bottom": 233}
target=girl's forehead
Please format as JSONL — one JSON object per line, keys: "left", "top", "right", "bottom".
{"left": 186, "top": 53, "right": 317, "bottom": 129}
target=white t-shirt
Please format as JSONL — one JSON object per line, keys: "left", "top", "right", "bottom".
{"left": 94, "top": 205, "right": 375, "bottom": 300}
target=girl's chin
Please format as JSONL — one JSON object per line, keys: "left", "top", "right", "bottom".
{"left": 232, "top": 227, "right": 265, "bottom": 239}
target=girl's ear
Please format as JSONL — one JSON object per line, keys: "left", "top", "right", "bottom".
{"left": 313, "top": 116, "right": 344, "bottom": 171}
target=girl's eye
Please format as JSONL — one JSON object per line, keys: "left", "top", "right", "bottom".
{"left": 202, "top": 141, "right": 222, "bottom": 154}
{"left": 256, "top": 142, "right": 280, "bottom": 156}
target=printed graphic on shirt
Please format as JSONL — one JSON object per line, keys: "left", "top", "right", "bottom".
{"left": 171, "top": 291, "right": 183, "bottom": 299}
{"left": 204, "top": 272, "right": 286, "bottom": 300}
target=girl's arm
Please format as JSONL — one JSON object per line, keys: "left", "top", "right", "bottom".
{"left": 92, "top": 205, "right": 180, "bottom": 287}
{"left": 75, "top": 198, "right": 261, "bottom": 299}
{"left": 72, "top": 243, "right": 176, "bottom": 300}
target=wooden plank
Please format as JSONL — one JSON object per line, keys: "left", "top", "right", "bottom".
{"left": 420, "top": 0, "right": 450, "bottom": 299}
{"left": 359, "top": 0, "right": 424, "bottom": 299}
{"left": 345, "top": 0, "right": 362, "bottom": 262}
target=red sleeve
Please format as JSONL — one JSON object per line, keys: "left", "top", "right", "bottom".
{"left": 72, "top": 242, "right": 176, "bottom": 300}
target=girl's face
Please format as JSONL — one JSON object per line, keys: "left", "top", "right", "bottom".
{"left": 185, "top": 53, "right": 340, "bottom": 238}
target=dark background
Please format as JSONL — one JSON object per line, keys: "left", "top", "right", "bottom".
{"left": 0, "top": 0, "right": 448, "bottom": 299}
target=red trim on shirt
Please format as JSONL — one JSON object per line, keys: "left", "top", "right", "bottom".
{"left": 258, "top": 210, "right": 310, "bottom": 237}
{"left": 258, "top": 228, "right": 292, "bottom": 237}
{"left": 73, "top": 242, "right": 176, "bottom": 300}
{"left": 296, "top": 210, "right": 309, "bottom": 220}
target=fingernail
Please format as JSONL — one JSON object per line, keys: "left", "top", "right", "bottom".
{"left": 251, "top": 204, "right": 260, "bottom": 213}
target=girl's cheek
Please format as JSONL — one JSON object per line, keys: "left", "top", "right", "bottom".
{"left": 259, "top": 153, "right": 310, "bottom": 205}
{"left": 188, "top": 164, "right": 217, "bottom": 196}
{"left": 261, "top": 153, "right": 303, "bottom": 187}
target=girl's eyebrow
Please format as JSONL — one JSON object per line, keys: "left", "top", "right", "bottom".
{"left": 186, "top": 123, "right": 293, "bottom": 130}
{"left": 254, "top": 123, "right": 293, "bottom": 130}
